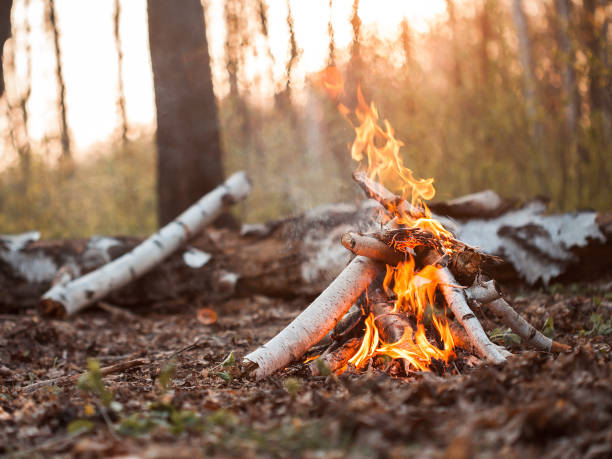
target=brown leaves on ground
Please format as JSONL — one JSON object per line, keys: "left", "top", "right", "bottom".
{"left": 1, "top": 282, "right": 611, "bottom": 458}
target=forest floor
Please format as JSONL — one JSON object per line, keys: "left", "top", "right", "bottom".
{"left": 1, "top": 279, "right": 611, "bottom": 458}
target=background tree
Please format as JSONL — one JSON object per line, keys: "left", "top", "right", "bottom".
{"left": 48, "top": 0, "right": 70, "bottom": 159}
{"left": 147, "top": 0, "right": 225, "bottom": 226}
{"left": 113, "top": 0, "right": 128, "bottom": 145}
{"left": 0, "top": 0, "right": 13, "bottom": 98}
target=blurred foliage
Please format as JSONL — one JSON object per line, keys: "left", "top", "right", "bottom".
{"left": 1, "top": 0, "right": 611, "bottom": 236}
{"left": 0, "top": 137, "right": 156, "bottom": 238}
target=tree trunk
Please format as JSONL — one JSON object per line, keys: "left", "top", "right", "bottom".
{"left": 113, "top": 0, "right": 128, "bottom": 144}
{"left": 327, "top": 0, "right": 336, "bottom": 66}
{"left": 48, "top": 0, "right": 70, "bottom": 159}
{"left": 554, "top": 0, "right": 580, "bottom": 208}
{"left": 445, "top": 0, "right": 462, "bottom": 87}
{"left": 0, "top": 0, "right": 13, "bottom": 98}
{"left": 147, "top": 0, "right": 225, "bottom": 226}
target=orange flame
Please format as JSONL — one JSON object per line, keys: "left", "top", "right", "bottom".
{"left": 318, "top": 66, "right": 457, "bottom": 373}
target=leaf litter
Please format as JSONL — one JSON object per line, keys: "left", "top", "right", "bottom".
{"left": 0, "top": 281, "right": 611, "bottom": 458}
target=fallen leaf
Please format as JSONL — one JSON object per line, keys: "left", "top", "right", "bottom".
{"left": 197, "top": 307, "right": 217, "bottom": 325}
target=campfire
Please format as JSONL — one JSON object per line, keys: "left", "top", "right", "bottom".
{"left": 243, "top": 69, "right": 570, "bottom": 379}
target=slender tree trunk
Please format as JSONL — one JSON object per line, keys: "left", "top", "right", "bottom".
{"left": 555, "top": 0, "right": 579, "bottom": 134}
{"left": 344, "top": 0, "right": 362, "bottom": 107}
{"left": 554, "top": 0, "right": 580, "bottom": 208}
{"left": 275, "top": 0, "right": 299, "bottom": 110}
{"left": 399, "top": 18, "right": 412, "bottom": 71}
{"left": 0, "top": 0, "right": 13, "bottom": 98}
{"left": 5, "top": 0, "right": 32, "bottom": 187}
{"left": 327, "top": 0, "right": 335, "bottom": 66}
{"left": 511, "top": 0, "right": 538, "bottom": 126}
{"left": 480, "top": 0, "right": 491, "bottom": 85}
{"left": 511, "top": 0, "right": 549, "bottom": 196}
{"left": 582, "top": 0, "right": 606, "bottom": 117}
{"left": 113, "top": 0, "right": 128, "bottom": 144}
{"left": 49, "top": 0, "right": 70, "bottom": 159}
{"left": 582, "top": 0, "right": 611, "bottom": 203}
{"left": 257, "top": 0, "right": 276, "bottom": 83}
{"left": 147, "top": 0, "right": 225, "bottom": 226}
{"left": 445, "top": 0, "right": 462, "bottom": 87}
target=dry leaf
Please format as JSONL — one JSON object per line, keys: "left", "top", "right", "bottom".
{"left": 197, "top": 307, "right": 217, "bottom": 325}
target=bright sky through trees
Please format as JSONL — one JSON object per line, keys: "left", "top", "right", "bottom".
{"left": 3, "top": 0, "right": 446, "bottom": 156}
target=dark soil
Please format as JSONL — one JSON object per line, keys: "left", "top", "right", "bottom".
{"left": 1, "top": 281, "right": 611, "bottom": 458}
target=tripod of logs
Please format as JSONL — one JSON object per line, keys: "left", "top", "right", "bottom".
{"left": 243, "top": 172, "right": 570, "bottom": 379}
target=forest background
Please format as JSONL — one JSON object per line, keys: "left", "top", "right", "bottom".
{"left": 0, "top": 0, "right": 610, "bottom": 238}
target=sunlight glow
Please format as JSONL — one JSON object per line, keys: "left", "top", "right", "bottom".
{"left": 2, "top": 0, "right": 447, "bottom": 156}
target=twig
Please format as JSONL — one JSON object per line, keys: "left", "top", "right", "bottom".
{"left": 466, "top": 278, "right": 570, "bottom": 352}
{"left": 21, "top": 358, "right": 147, "bottom": 393}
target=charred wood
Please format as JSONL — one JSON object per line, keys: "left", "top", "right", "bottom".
{"left": 309, "top": 337, "right": 361, "bottom": 376}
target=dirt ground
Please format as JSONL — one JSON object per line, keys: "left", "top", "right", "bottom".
{"left": 1, "top": 279, "right": 611, "bottom": 458}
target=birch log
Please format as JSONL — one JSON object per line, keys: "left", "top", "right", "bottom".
{"left": 466, "top": 279, "right": 570, "bottom": 352}
{"left": 341, "top": 232, "right": 404, "bottom": 266}
{"left": 352, "top": 171, "right": 459, "bottom": 235}
{"left": 243, "top": 256, "right": 385, "bottom": 379}
{"left": 40, "top": 171, "right": 252, "bottom": 317}
{"left": 436, "top": 268, "right": 509, "bottom": 364}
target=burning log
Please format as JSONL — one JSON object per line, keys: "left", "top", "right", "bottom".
{"left": 466, "top": 278, "right": 570, "bottom": 352}
{"left": 309, "top": 337, "right": 361, "bottom": 376}
{"left": 341, "top": 232, "right": 404, "bottom": 266}
{"left": 39, "top": 172, "right": 252, "bottom": 317}
{"left": 332, "top": 304, "right": 364, "bottom": 342}
{"left": 372, "top": 302, "right": 411, "bottom": 344}
{"left": 343, "top": 228, "right": 498, "bottom": 286}
{"left": 243, "top": 256, "right": 385, "bottom": 379}
{"left": 352, "top": 171, "right": 459, "bottom": 235}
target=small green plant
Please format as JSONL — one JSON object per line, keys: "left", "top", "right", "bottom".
{"left": 157, "top": 359, "right": 176, "bottom": 391}
{"left": 488, "top": 327, "right": 521, "bottom": 346}
{"left": 77, "top": 359, "right": 114, "bottom": 407}
{"left": 542, "top": 317, "right": 555, "bottom": 339}
{"left": 213, "top": 351, "right": 239, "bottom": 383}
{"left": 580, "top": 313, "right": 612, "bottom": 337}
{"left": 284, "top": 377, "right": 301, "bottom": 396}
{"left": 312, "top": 358, "right": 332, "bottom": 377}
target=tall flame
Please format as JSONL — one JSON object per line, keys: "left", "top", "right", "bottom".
{"left": 318, "top": 67, "right": 456, "bottom": 372}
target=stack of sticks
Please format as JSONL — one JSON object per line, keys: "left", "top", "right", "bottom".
{"left": 243, "top": 173, "right": 570, "bottom": 379}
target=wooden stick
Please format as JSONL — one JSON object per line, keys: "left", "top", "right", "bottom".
{"left": 372, "top": 302, "right": 412, "bottom": 344}
{"left": 243, "top": 256, "right": 385, "bottom": 379}
{"left": 352, "top": 171, "right": 459, "bottom": 235}
{"left": 341, "top": 232, "right": 404, "bottom": 265}
{"left": 436, "top": 268, "right": 509, "bottom": 364}
{"left": 331, "top": 305, "right": 364, "bottom": 342}
{"left": 21, "top": 358, "right": 147, "bottom": 393}
{"left": 466, "top": 279, "right": 570, "bottom": 352}
{"left": 309, "top": 338, "right": 361, "bottom": 376}
{"left": 39, "top": 172, "right": 252, "bottom": 317}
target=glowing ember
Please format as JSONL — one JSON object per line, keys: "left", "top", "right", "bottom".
{"left": 318, "top": 67, "right": 458, "bottom": 373}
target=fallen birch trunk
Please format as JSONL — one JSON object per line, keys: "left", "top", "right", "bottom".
{"left": 243, "top": 256, "right": 385, "bottom": 379}
{"left": 466, "top": 279, "right": 570, "bottom": 352}
{"left": 436, "top": 268, "right": 509, "bottom": 364}
{"left": 39, "top": 172, "right": 252, "bottom": 317}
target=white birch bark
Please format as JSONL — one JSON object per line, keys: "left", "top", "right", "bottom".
{"left": 40, "top": 171, "right": 252, "bottom": 317}
{"left": 341, "top": 232, "right": 403, "bottom": 266}
{"left": 436, "top": 268, "right": 509, "bottom": 364}
{"left": 243, "top": 256, "right": 385, "bottom": 379}
{"left": 466, "top": 279, "right": 570, "bottom": 352}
